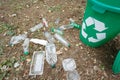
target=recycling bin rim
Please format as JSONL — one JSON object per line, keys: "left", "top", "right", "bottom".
{"left": 89, "top": 0, "right": 120, "bottom": 13}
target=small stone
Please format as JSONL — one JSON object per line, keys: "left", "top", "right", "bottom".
{"left": 36, "top": 6, "right": 39, "bottom": 9}
{"left": 64, "top": 47, "right": 68, "bottom": 51}
{"left": 48, "top": 10, "right": 52, "bottom": 13}
{"left": 93, "top": 66, "right": 100, "bottom": 71}
{"left": 80, "top": 46, "right": 83, "bottom": 49}
{"left": 76, "top": 44, "right": 79, "bottom": 47}
{"left": 93, "top": 59, "right": 97, "bottom": 64}
{"left": 56, "top": 50, "right": 62, "bottom": 55}
{"left": 93, "top": 66, "right": 97, "bottom": 71}
{"left": 101, "top": 76, "right": 105, "bottom": 80}
{"left": 14, "top": 62, "right": 20, "bottom": 68}
{"left": 26, "top": 58, "right": 31, "bottom": 63}
{"left": 103, "top": 71, "right": 108, "bottom": 78}
{"left": 26, "top": 5, "right": 30, "bottom": 8}
{"left": 11, "top": 14, "right": 17, "bottom": 17}
{"left": 1, "top": 16, "right": 4, "bottom": 18}
{"left": 33, "top": 0, "right": 38, "bottom": 3}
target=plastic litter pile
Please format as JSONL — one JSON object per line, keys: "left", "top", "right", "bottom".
{"left": 9, "top": 18, "right": 81, "bottom": 79}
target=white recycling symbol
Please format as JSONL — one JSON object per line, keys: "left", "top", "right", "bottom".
{"left": 81, "top": 17, "right": 108, "bottom": 43}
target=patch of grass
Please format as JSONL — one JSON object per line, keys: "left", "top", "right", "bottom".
{"left": 100, "top": 64, "right": 105, "bottom": 70}
{"left": 20, "top": 56, "right": 26, "bottom": 62}
{"left": 0, "top": 58, "right": 16, "bottom": 67}
{"left": 0, "top": 22, "right": 17, "bottom": 36}
{"left": 0, "top": 46, "right": 3, "bottom": 55}
{"left": 0, "top": 71, "right": 7, "bottom": 80}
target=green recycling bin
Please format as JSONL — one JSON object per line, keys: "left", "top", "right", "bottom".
{"left": 80, "top": 0, "right": 120, "bottom": 47}
{"left": 112, "top": 51, "right": 120, "bottom": 74}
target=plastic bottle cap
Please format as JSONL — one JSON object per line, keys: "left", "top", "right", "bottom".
{"left": 24, "top": 52, "right": 29, "bottom": 55}
{"left": 68, "top": 44, "right": 71, "bottom": 47}
{"left": 51, "top": 64, "right": 56, "bottom": 68}
{"left": 51, "top": 27, "right": 54, "bottom": 32}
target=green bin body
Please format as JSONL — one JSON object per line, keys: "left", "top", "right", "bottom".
{"left": 80, "top": 0, "right": 120, "bottom": 47}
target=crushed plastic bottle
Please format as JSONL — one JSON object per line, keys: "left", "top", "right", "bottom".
{"left": 30, "top": 38, "right": 48, "bottom": 46}
{"left": 58, "top": 25, "right": 74, "bottom": 31}
{"left": 67, "top": 70, "right": 80, "bottom": 80}
{"left": 45, "top": 43, "right": 57, "bottom": 68}
{"left": 22, "top": 38, "right": 30, "bottom": 55}
{"left": 10, "top": 34, "right": 27, "bottom": 46}
{"left": 29, "top": 51, "right": 45, "bottom": 75}
{"left": 54, "top": 33, "right": 70, "bottom": 47}
{"left": 62, "top": 58, "right": 76, "bottom": 71}
{"left": 44, "top": 31, "right": 55, "bottom": 43}
{"left": 30, "top": 23, "right": 43, "bottom": 32}
{"left": 42, "top": 18, "right": 48, "bottom": 27}
{"left": 51, "top": 27, "right": 63, "bottom": 35}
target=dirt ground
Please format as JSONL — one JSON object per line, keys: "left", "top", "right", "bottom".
{"left": 0, "top": 0, "right": 120, "bottom": 80}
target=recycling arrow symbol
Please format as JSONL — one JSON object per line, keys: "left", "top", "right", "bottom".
{"left": 81, "top": 17, "right": 108, "bottom": 43}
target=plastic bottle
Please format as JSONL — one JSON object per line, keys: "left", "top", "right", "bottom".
{"left": 42, "top": 18, "right": 48, "bottom": 27}
{"left": 30, "top": 38, "right": 48, "bottom": 46}
{"left": 22, "top": 38, "right": 30, "bottom": 55}
{"left": 67, "top": 70, "right": 80, "bottom": 80}
{"left": 10, "top": 34, "right": 27, "bottom": 46}
{"left": 70, "top": 22, "right": 81, "bottom": 29}
{"left": 58, "top": 25, "right": 74, "bottom": 31}
{"left": 44, "top": 31, "right": 55, "bottom": 43}
{"left": 30, "top": 23, "right": 43, "bottom": 32}
{"left": 51, "top": 27, "right": 63, "bottom": 35}
{"left": 45, "top": 43, "right": 57, "bottom": 68}
{"left": 62, "top": 58, "right": 76, "bottom": 71}
{"left": 54, "top": 33, "right": 70, "bottom": 47}
{"left": 29, "top": 51, "right": 45, "bottom": 75}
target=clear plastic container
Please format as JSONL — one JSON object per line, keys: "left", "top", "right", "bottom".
{"left": 67, "top": 70, "right": 80, "bottom": 80}
{"left": 54, "top": 33, "right": 70, "bottom": 47}
{"left": 22, "top": 38, "right": 30, "bottom": 55}
{"left": 29, "top": 51, "right": 45, "bottom": 75}
{"left": 45, "top": 43, "right": 57, "bottom": 68}
{"left": 62, "top": 58, "right": 76, "bottom": 71}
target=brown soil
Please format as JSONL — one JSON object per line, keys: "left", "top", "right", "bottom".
{"left": 0, "top": 0, "right": 120, "bottom": 80}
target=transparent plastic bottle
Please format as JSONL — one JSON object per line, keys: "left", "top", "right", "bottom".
{"left": 67, "top": 70, "right": 80, "bottom": 80}
{"left": 62, "top": 58, "right": 76, "bottom": 71}
{"left": 51, "top": 27, "right": 63, "bottom": 35}
{"left": 44, "top": 31, "right": 55, "bottom": 43}
{"left": 70, "top": 22, "right": 81, "bottom": 29}
{"left": 54, "top": 33, "right": 70, "bottom": 47}
{"left": 10, "top": 34, "right": 27, "bottom": 46}
{"left": 42, "top": 18, "right": 48, "bottom": 27}
{"left": 22, "top": 38, "right": 30, "bottom": 55}
{"left": 58, "top": 25, "right": 74, "bottom": 31}
{"left": 45, "top": 43, "right": 57, "bottom": 68}
{"left": 30, "top": 23, "right": 43, "bottom": 32}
